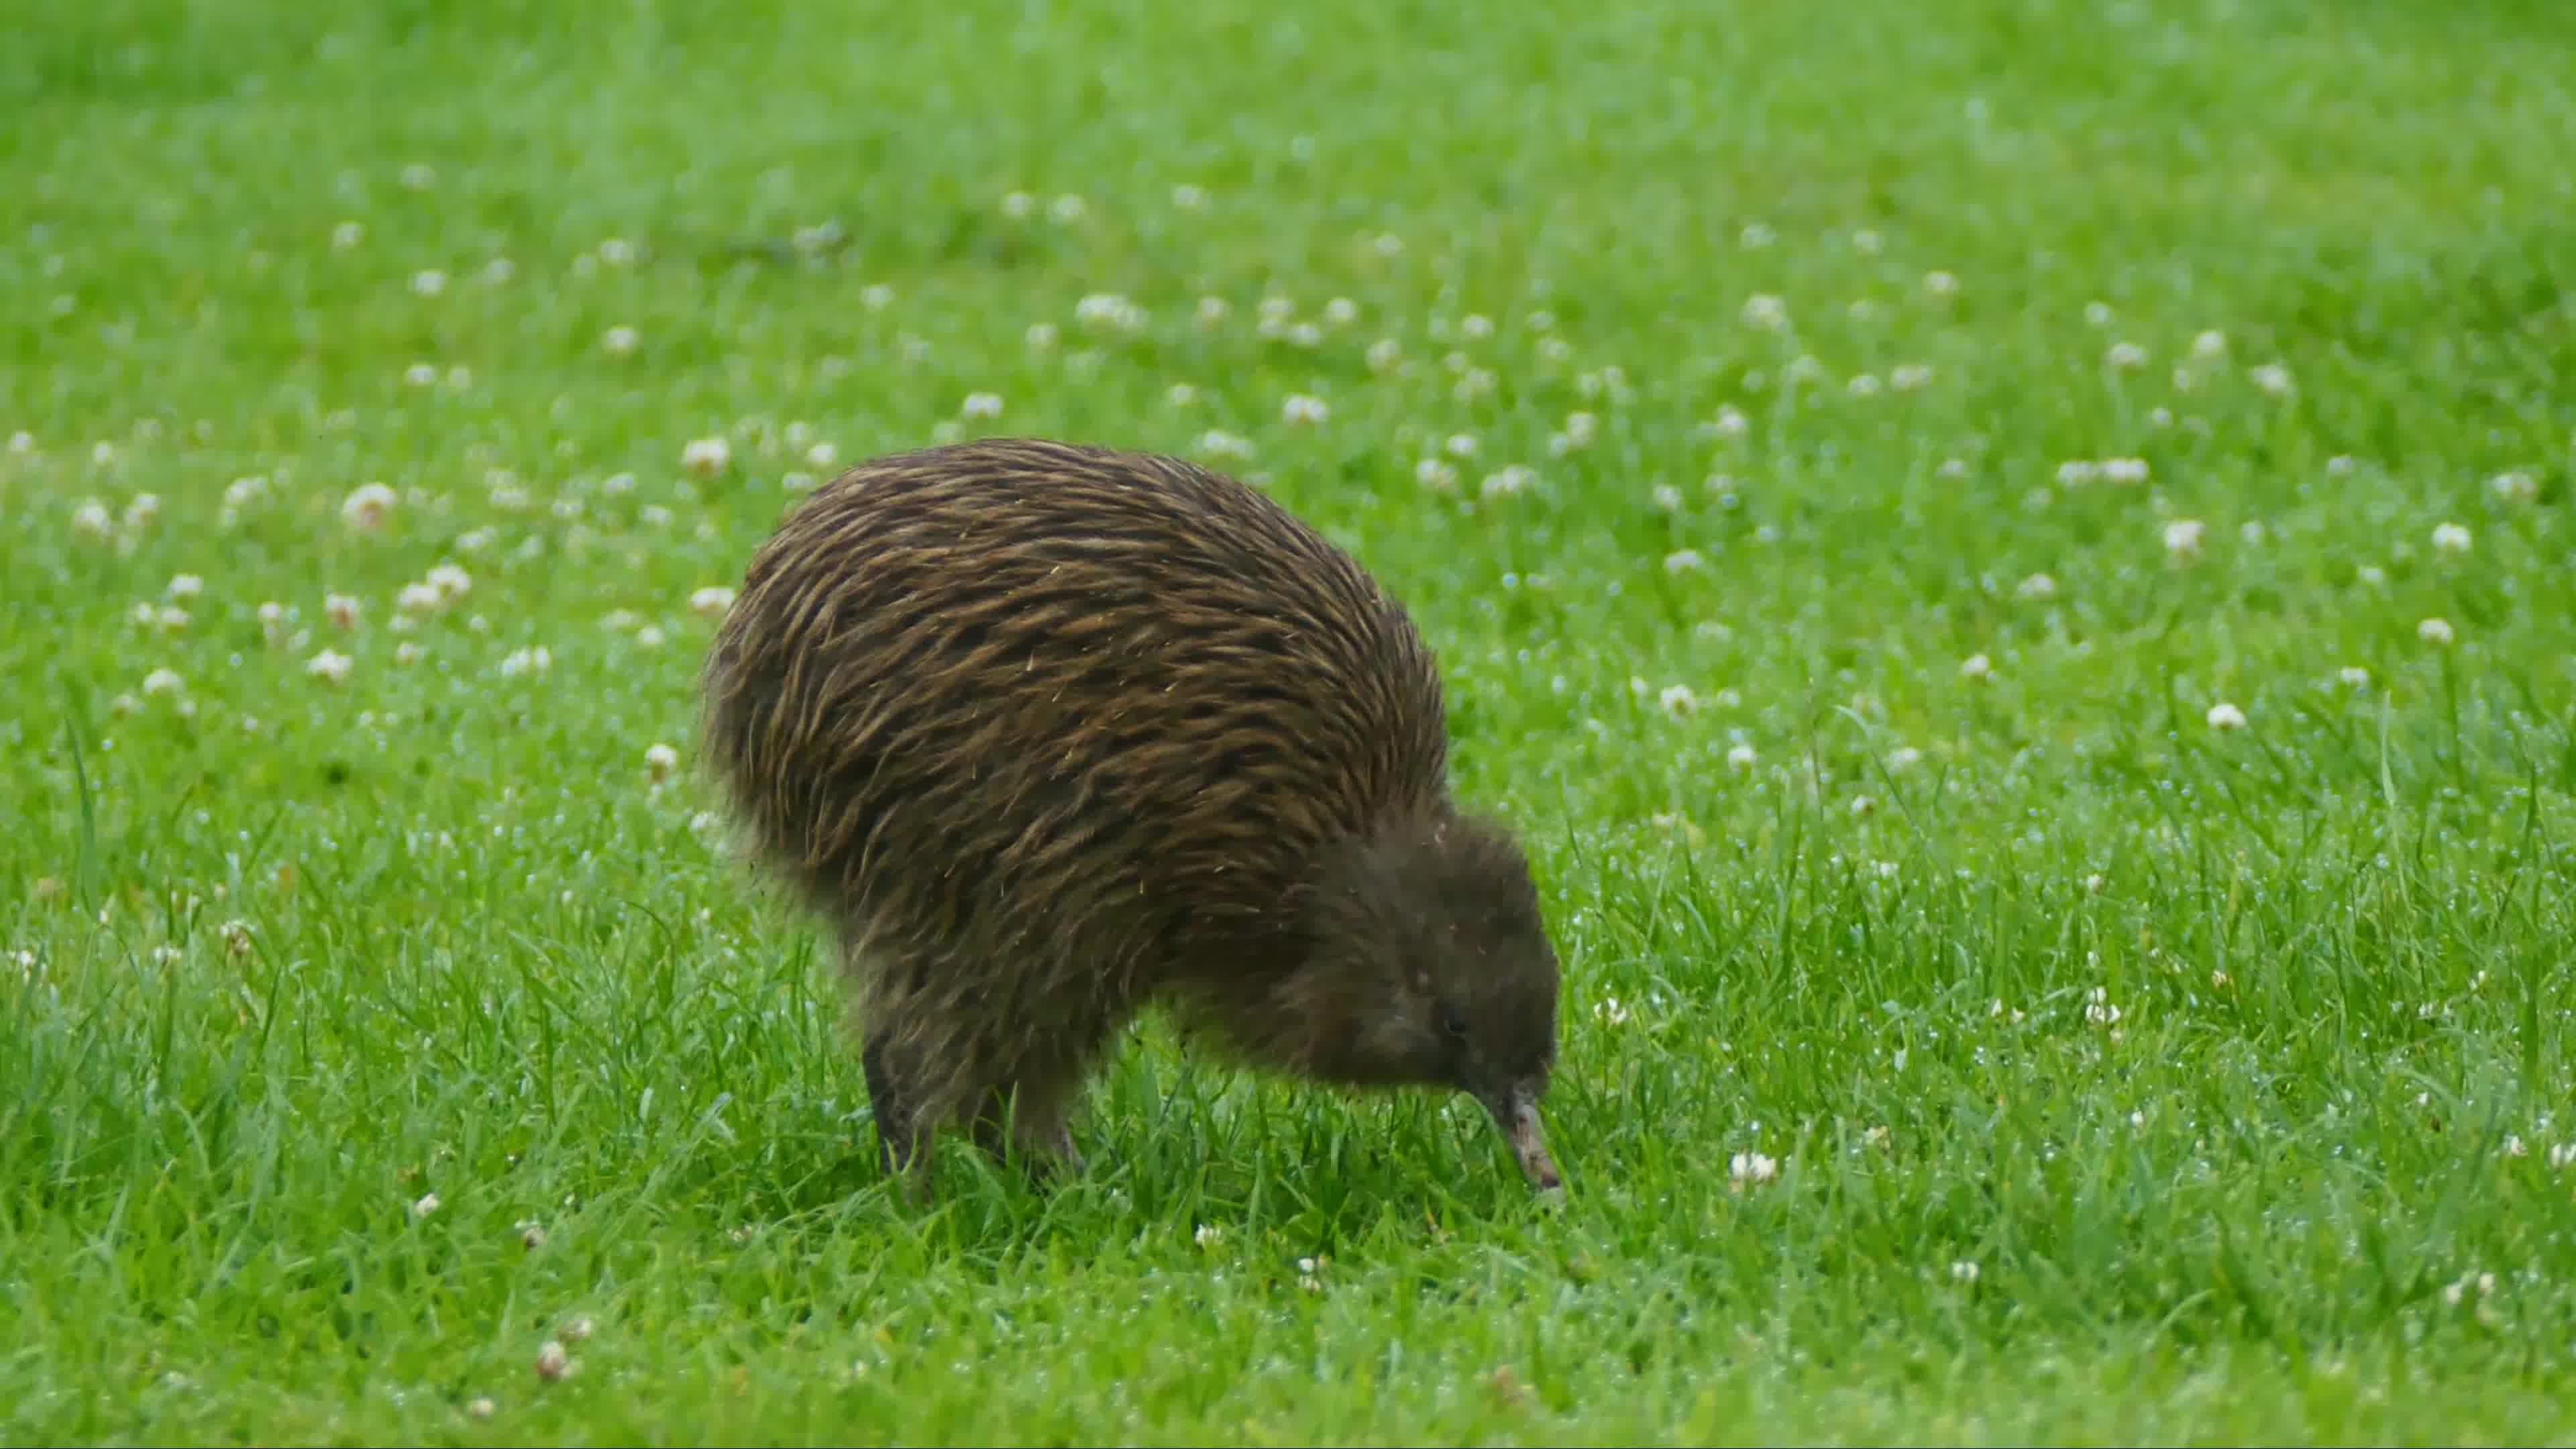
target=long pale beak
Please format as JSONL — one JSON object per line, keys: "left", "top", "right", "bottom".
{"left": 1481, "top": 1085, "right": 1560, "bottom": 1191}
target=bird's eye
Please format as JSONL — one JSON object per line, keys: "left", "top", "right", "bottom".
{"left": 1438, "top": 1003, "right": 1468, "bottom": 1040}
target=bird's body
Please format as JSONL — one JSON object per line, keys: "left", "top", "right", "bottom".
{"left": 700, "top": 437, "right": 1561, "bottom": 1193}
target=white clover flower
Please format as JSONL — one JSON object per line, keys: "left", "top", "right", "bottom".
{"left": 1073, "top": 292, "right": 1145, "bottom": 333}
{"left": 2418, "top": 617, "right": 2455, "bottom": 647}
{"left": 601, "top": 325, "right": 641, "bottom": 358}
{"left": 307, "top": 649, "right": 354, "bottom": 685}
{"left": 427, "top": 564, "right": 473, "bottom": 602}
{"left": 645, "top": 743, "right": 680, "bottom": 784}
{"left": 2489, "top": 471, "right": 2537, "bottom": 504}
{"left": 2431, "top": 522, "right": 2472, "bottom": 555}
{"left": 2163, "top": 519, "right": 2206, "bottom": 563}
{"left": 1280, "top": 394, "right": 1328, "bottom": 426}
{"left": 681, "top": 437, "right": 733, "bottom": 478}
{"left": 689, "top": 586, "right": 736, "bottom": 619}
{"left": 2206, "top": 702, "right": 2247, "bottom": 731}
{"left": 961, "top": 392, "right": 1004, "bottom": 420}
{"left": 342, "top": 482, "right": 398, "bottom": 533}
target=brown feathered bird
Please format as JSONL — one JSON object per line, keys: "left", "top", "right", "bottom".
{"left": 699, "top": 437, "right": 1562, "bottom": 1195}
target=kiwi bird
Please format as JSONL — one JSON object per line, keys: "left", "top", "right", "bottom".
{"left": 699, "top": 436, "right": 1562, "bottom": 1195}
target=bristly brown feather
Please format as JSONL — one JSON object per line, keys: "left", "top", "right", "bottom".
{"left": 699, "top": 436, "right": 1562, "bottom": 1192}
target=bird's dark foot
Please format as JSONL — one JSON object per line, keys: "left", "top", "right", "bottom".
{"left": 862, "top": 1030, "right": 938, "bottom": 1203}
{"left": 970, "top": 1108, "right": 1085, "bottom": 1187}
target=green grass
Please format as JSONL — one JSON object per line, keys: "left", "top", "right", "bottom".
{"left": 6, "top": 0, "right": 2576, "bottom": 1442}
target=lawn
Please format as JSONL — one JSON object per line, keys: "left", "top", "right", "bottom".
{"left": 5, "top": 0, "right": 2576, "bottom": 1442}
